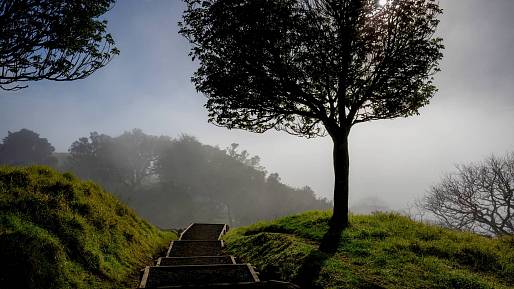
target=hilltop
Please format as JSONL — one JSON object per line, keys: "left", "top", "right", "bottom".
{"left": 0, "top": 166, "right": 176, "bottom": 289}
{"left": 224, "top": 211, "right": 514, "bottom": 289}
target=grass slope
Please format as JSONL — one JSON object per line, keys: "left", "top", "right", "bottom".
{"left": 224, "top": 211, "right": 514, "bottom": 289}
{"left": 0, "top": 166, "right": 176, "bottom": 289}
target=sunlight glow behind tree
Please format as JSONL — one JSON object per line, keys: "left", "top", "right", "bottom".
{"left": 180, "top": 0, "right": 444, "bottom": 250}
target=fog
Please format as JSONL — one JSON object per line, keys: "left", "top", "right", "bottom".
{"left": 1, "top": 0, "right": 514, "bottom": 211}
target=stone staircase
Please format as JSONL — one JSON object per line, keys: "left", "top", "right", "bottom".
{"left": 138, "top": 223, "right": 299, "bottom": 289}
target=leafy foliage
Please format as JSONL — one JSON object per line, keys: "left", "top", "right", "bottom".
{"left": 180, "top": 0, "right": 443, "bottom": 135}
{"left": 224, "top": 211, "right": 514, "bottom": 289}
{"left": 0, "top": 166, "right": 175, "bottom": 289}
{"left": 0, "top": 0, "right": 119, "bottom": 90}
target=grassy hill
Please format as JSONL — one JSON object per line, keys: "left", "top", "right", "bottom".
{"left": 224, "top": 211, "right": 514, "bottom": 289}
{"left": 0, "top": 166, "right": 176, "bottom": 289}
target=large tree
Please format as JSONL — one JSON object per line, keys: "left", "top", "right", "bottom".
{"left": 180, "top": 0, "right": 444, "bottom": 238}
{"left": 0, "top": 128, "right": 56, "bottom": 166}
{"left": 0, "top": 0, "right": 119, "bottom": 91}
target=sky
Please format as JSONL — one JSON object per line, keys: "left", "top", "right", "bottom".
{"left": 1, "top": 0, "right": 514, "bottom": 210}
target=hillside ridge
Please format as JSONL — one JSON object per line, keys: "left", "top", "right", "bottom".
{"left": 224, "top": 211, "right": 514, "bottom": 289}
{"left": 0, "top": 166, "right": 176, "bottom": 289}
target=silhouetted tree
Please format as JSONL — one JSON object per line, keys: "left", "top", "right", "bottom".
{"left": 0, "top": 129, "right": 56, "bottom": 166}
{"left": 0, "top": 0, "right": 119, "bottom": 91}
{"left": 422, "top": 153, "right": 514, "bottom": 236}
{"left": 67, "top": 129, "right": 168, "bottom": 196}
{"left": 180, "top": 0, "right": 444, "bottom": 241}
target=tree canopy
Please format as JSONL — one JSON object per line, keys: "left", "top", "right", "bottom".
{"left": 0, "top": 0, "right": 119, "bottom": 90}
{"left": 180, "top": 0, "right": 443, "bottom": 137}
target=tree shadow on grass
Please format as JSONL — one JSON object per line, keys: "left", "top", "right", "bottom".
{"left": 294, "top": 249, "right": 331, "bottom": 289}
{"left": 319, "top": 223, "right": 344, "bottom": 254}
{"left": 294, "top": 225, "right": 344, "bottom": 288}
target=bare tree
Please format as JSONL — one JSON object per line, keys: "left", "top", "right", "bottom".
{"left": 422, "top": 153, "right": 514, "bottom": 235}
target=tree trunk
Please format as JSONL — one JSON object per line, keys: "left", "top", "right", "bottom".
{"left": 320, "top": 130, "right": 350, "bottom": 252}
{"left": 330, "top": 132, "right": 350, "bottom": 230}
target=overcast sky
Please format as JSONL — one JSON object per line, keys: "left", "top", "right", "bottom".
{"left": 1, "top": 0, "right": 514, "bottom": 210}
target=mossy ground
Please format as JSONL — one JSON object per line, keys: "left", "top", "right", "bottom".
{"left": 0, "top": 166, "right": 177, "bottom": 289}
{"left": 224, "top": 211, "right": 514, "bottom": 289}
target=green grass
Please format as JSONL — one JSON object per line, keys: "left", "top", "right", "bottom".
{"left": 224, "top": 211, "right": 514, "bottom": 289}
{"left": 0, "top": 166, "right": 177, "bottom": 289}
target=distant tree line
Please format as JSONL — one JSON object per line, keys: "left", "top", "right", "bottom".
{"left": 0, "top": 128, "right": 331, "bottom": 228}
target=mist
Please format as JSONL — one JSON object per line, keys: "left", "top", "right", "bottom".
{"left": 1, "top": 0, "right": 514, "bottom": 213}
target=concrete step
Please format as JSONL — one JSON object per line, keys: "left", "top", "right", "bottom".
{"left": 157, "top": 256, "right": 236, "bottom": 266}
{"left": 138, "top": 264, "right": 259, "bottom": 288}
{"left": 137, "top": 222, "right": 300, "bottom": 289}
{"left": 167, "top": 240, "right": 224, "bottom": 257}
{"left": 139, "top": 280, "right": 300, "bottom": 289}
{"left": 180, "top": 223, "right": 228, "bottom": 240}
